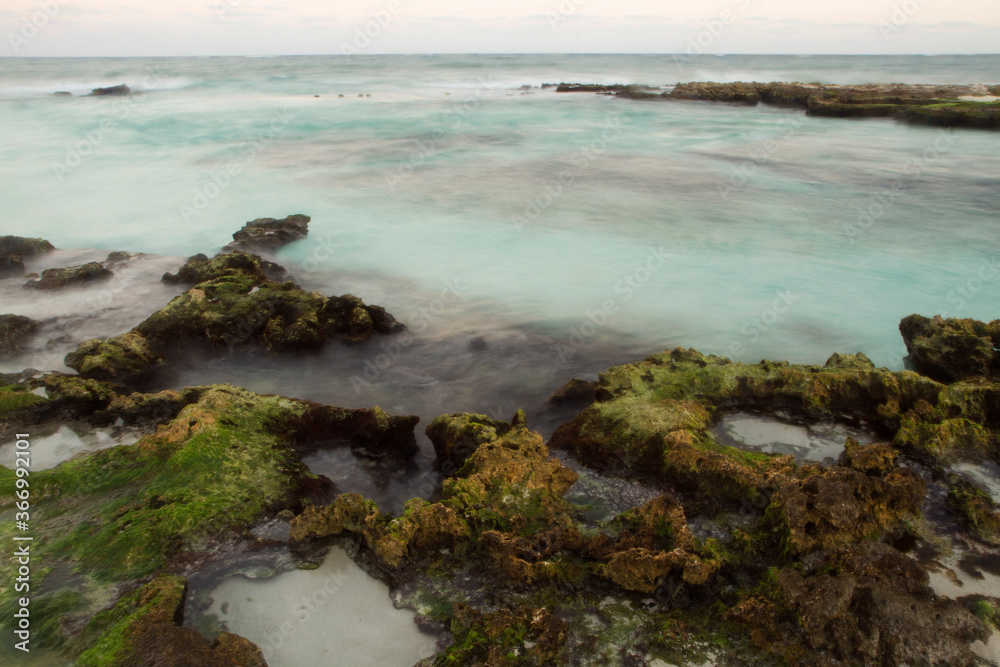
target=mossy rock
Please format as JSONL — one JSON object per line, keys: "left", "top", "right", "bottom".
{"left": 0, "top": 383, "right": 48, "bottom": 420}
{"left": 426, "top": 412, "right": 514, "bottom": 471}
{"left": 75, "top": 575, "right": 266, "bottom": 666}
{"left": 161, "top": 251, "right": 287, "bottom": 285}
{"left": 24, "top": 262, "right": 113, "bottom": 290}
{"left": 900, "top": 314, "right": 1000, "bottom": 383}
{"left": 65, "top": 333, "right": 166, "bottom": 385}
{"left": 897, "top": 102, "right": 1000, "bottom": 129}
{"left": 947, "top": 483, "right": 1000, "bottom": 545}
{"left": 0, "top": 314, "right": 39, "bottom": 355}
{"left": 0, "top": 235, "right": 54, "bottom": 278}
{"left": 66, "top": 269, "right": 404, "bottom": 384}
{"left": 550, "top": 346, "right": 994, "bottom": 476}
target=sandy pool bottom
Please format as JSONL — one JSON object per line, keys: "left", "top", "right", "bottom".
{"left": 203, "top": 547, "right": 438, "bottom": 666}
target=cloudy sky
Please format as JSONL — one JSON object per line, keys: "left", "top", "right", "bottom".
{"left": 3, "top": 0, "right": 998, "bottom": 57}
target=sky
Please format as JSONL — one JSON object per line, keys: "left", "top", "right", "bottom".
{"left": 2, "top": 0, "right": 998, "bottom": 57}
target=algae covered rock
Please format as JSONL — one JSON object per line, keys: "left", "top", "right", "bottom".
{"left": 550, "top": 347, "right": 994, "bottom": 473}
{"left": 546, "top": 377, "right": 598, "bottom": 405}
{"left": 426, "top": 412, "right": 515, "bottom": 471}
{"left": 0, "top": 235, "right": 54, "bottom": 277}
{"left": 222, "top": 213, "right": 310, "bottom": 253}
{"left": 900, "top": 314, "right": 999, "bottom": 382}
{"left": 161, "top": 251, "right": 289, "bottom": 285}
{"left": 66, "top": 267, "right": 404, "bottom": 384}
{"left": 765, "top": 466, "right": 925, "bottom": 555}
{"left": 65, "top": 332, "right": 166, "bottom": 384}
{"left": 24, "top": 261, "right": 113, "bottom": 290}
{"left": 75, "top": 575, "right": 266, "bottom": 667}
{"left": 0, "top": 313, "right": 38, "bottom": 355}
{"left": 774, "top": 543, "right": 989, "bottom": 665}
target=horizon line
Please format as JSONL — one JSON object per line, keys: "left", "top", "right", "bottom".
{"left": 2, "top": 52, "right": 1000, "bottom": 59}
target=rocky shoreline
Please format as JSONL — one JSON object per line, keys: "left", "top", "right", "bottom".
{"left": 549, "top": 81, "right": 1000, "bottom": 130}
{"left": 2, "top": 219, "right": 1000, "bottom": 665}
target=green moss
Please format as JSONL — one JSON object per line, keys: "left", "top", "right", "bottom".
{"left": 74, "top": 576, "right": 185, "bottom": 667}
{"left": 0, "top": 384, "right": 47, "bottom": 418}
{"left": 973, "top": 600, "right": 997, "bottom": 629}
{"left": 0, "top": 590, "right": 83, "bottom": 649}
{"left": 12, "top": 386, "right": 311, "bottom": 583}
{"left": 947, "top": 485, "right": 1000, "bottom": 544}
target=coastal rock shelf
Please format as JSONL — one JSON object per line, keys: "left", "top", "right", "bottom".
{"left": 60, "top": 219, "right": 405, "bottom": 386}
{"left": 553, "top": 80, "right": 1000, "bottom": 129}
{"left": 2, "top": 254, "right": 1000, "bottom": 666}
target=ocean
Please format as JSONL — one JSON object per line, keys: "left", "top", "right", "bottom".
{"left": 2, "top": 53, "right": 999, "bottom": 439}
{"left": 2, "top": 52, "right": 1000, "bottom": 667}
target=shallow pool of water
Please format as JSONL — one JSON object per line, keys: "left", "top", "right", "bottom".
{"left": 196, "top": 546, "right": 438, "bottom": 667}
{"left": 711, "top": 412, "right": 873, "bottom": 464}
{"left": 0, "top": 425, "right": 138, "bottom": 471}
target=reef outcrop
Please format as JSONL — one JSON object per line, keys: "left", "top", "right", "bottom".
{"left": 66, "top": 249, "right": 402, "bottom": 385}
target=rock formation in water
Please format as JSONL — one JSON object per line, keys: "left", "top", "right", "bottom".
{"left": 222, "top": 214, "right": 311, "bottom": 253}
{"left": 900, "top": 313, "right": 1000, "bottom": 383}
{"left": 0, "top": 314, "right": 38, "bottom": 356}
{"left": 24, "top": 261, "right": 114, "bottom": 290}
{"left": 66, "top": 246, "right": 402, "bottom": 385}
{"left": 88, "top": 84, "right": 131, "bottom": 97}
{"left": 3, "top": 245, "right": 999, "bottom": 667}
{"left": 556, "top": 81, "right": 1000, "bottom": 129}
{"left": 0, "top": 235, "right": 54, "bottom": 278}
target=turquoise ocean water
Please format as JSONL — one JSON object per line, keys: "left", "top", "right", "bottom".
{"left": 1, "top": 53, "right": 999, "bottom": 422}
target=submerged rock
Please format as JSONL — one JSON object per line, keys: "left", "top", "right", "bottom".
{"left": 546, "top": 377, "right": 598, "bottom": 405}
{"left": 900, "top": 314, "right": 1000, "bottom": 383}
{"left": 222, "top": 213, "right": 310, "bottom": 253}
{"left": 0, "top": 313, "right": 38, "bottom": 355}
{"left": 0, "top": 235, "right": 54, "bottom": 278}
{"left": 88, "top": 84, "right": 130, "bottom": 96}
{"left": 24, "top": 261, "right": 113, "bottom": 290}
{"left": 68, "top": 251, "right": 403, "bottom": 385}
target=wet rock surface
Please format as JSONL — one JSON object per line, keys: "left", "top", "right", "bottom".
{"left": 88, "top": 84, "right": 131, "bottom": 96}
{"left": 4, "top": 261, "right": 1000, "bottom": 667}
{"left": 24, "top": 261, "right": 114, "bottom": 290}
{"left": 556, "top": 80, "right": 1000, "bottom": 129}
{"left": 901, "top": 313, "right": 1000, "bottom": 383}
{"left": 0, "top": 373, "right": 428, "bottom": 665}
{"left": 66, "top": 248, "right": 403, "bottom": 386}
{"left": 0, "top": 313, "right": 38, "bottom": 356}
{"left": 0, "top": 235, "right": 54, "bottom": 278}
{"left": 222, "top": 214, "right": 311, "bottom": 253}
